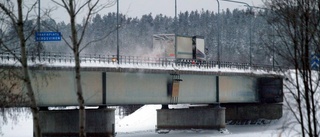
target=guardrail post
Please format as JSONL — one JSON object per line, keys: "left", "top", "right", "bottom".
{"left": 120, "top": 55, "right": 123, "bottom": 64}
{"left": 69, "top": 53, "right": 72, "bottom": 63}
{"left": 132, "top": 56, "right": 134, "bottom": 64}
{"left": 140, "top": 56, "right": 142, "bottom": 65}
{"left": 42, "top": 52, "right": 45, "bottom": 62}
{"left": 48, "top": 52, "right": 51, "bottom": 63}
{"left": 112, "top": 55, "right": 114, "bottom": 64}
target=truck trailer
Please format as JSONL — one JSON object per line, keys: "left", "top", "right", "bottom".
{"left": 152, "top": 34, "right": 206, "bottom": 61}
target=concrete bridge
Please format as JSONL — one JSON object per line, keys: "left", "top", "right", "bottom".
{"left": 0, "top": 52, "right": 282, "bottom": 106}
{"left": 0, "top": 52, "right": 283, "bottom": 136}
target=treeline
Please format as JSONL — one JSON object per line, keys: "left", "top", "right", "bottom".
{"left": 40, "top": 8, "right": 276, "bottom": 64}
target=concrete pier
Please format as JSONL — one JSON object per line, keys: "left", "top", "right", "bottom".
{"left": 223, "top": 103, "right": 282, "bottom": 121}
{"left": 156, "top": 107, "right": 225, "bottom": 130}
{"left": 39, "top": 108, "right": 115, "bottom": 137}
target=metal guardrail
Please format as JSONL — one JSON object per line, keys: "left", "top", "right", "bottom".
{"left": 0, "top": 52, "right": 282, "bottom": 71}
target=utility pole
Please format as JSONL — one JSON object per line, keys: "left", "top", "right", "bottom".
{"left": 37, "top": 0, "right": 41, "bottom": 61}
{"left": 216, "top": 0, "right": 220, "bottom": 69}
{"left": 174, "top": 0, "right": 178, "bottom": 35}
{"left": 216, "top": 0, "right": 220, "bottom": 105}
{"left": 117, "top": 0, "right": 119, "bottom": 64}
{"left": 175, "top": 0, "right": 177, "bottom": 19}
{"left": 37, "top": 0, "right": 40, "bottom": 35}
{"left": 272, "top": 25, "right": 275, "bottom": 70}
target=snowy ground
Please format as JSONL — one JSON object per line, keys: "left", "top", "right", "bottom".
{"left": 115, "top": 105, "right": 291, "bottom": 137}
{"left": 1, "top": 104, "right": 296, "bottom": 137}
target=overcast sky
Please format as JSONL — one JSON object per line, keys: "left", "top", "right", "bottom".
{"left": 46, "top": 0, "right": 264, "bottom": 23}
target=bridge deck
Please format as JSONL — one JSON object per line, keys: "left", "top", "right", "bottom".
{"left": 0, "top": 52, "right": 283, "bottom": 77}
{"left": 0, "top": 52, "right": 284, "bottom": 106}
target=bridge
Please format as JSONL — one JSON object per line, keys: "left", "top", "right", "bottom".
{"left": 0, "top": 52, "right": 282, "bottom": 105}
{"left": 0, "top": 52, "right": 283, "bottom": 136}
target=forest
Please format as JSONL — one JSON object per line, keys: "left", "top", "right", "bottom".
{"left": 4, "top": 8, "right": 280, "bottom": 65}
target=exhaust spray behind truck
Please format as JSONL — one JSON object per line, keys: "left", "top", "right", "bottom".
{"left": 152, "top": 34, "right": 206, "bottom": 61}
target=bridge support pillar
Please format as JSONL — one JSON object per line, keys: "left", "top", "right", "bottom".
{"left": 156, "top": 107, "right": 225, "bottom": 131}
{"left": 38, "top": 108, "right": 115, "bottom": 137}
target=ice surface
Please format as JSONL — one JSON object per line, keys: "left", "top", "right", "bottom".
{"left": 1, "top": 104, "right": 298, "bottom": 137}
{"left": 115, "top": 104, "right": 288, "bottom": 137}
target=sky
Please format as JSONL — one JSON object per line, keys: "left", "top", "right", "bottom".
{"left": 45, "top": 0, "right": 265, "bottom": 23}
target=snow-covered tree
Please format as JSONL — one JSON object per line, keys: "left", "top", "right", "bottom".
{"left": 265, "top": 0, "right": 320, "bottom": 136}
{"left": 52, "top": 0, "right": 115, "bottom": 136}
{"left": 0, "top": 0, "right": 43, "bottom": 136}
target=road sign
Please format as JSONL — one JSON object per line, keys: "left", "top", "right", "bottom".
{"left": 35, "top": 32, "right": 61, "bottom": 41}
{"left": 311, "top": 54, "right": 319, "bottom": 70}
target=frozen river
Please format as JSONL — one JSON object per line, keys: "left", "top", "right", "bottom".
{"left": 2, "top": 105, "right": 295, "bottom": 137}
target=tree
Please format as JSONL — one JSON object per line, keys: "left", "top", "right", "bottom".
{"left": 52, "top": 0, "right": 115, "bottom": 136}
{"left": 265, "top": 0, "right": 320, "bottom": 136}
{"left": 0, "top": 0, "right": 42, "bottom": 137}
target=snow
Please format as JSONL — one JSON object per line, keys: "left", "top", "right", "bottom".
{"left": 0, "top": 56, "right": 281, "bottom": 77}
{"left": 1, "top": 104, "right": 298, "bottom": 137}
{"left": 1, "top": 115, "right": 32, "bottom": 137}
{"left": 115, "top": 105, "right": 287, "bottom": 137}
{"left": 116, "top": 105, "right": 161, "bottom": 133}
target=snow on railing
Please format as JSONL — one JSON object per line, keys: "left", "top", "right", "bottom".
{"left": 0, "top": 52, "right": 281, "bottom": 72}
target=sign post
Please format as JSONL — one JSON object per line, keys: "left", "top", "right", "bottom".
{"left": 35, "top": 32, "right": 61, "bottom": 42}
{"left": 311, "top": 54, "right": 320, "bottom": 70}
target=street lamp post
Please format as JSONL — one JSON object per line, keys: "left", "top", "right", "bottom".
{"left": 117, "top": 0, "right": 119, "bottom": 64}
{"left": 216, "top": 0, "right": 220, "bottom": 69}
{"left": 221, "top": 0, "right": 254, "bottom": 67}
{"left": 216, "top": 0, "right": 220, "bottom": 104}
{"left": 175, "top": 0, "right": 177, "bottom": 19}
{"left": 37, "top": 0, "right": 41, "bottom": 61}
{"left": 272, "top": 24, "right": 275, "bottom": 70}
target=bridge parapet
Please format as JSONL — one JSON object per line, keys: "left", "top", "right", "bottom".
{"left": 0, "top": 52, "right": 283, "bottom": 75}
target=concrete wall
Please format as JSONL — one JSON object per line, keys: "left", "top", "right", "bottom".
{"left": 106, "top": 72, "right": 217, "bottom": 104}
{"left": 157, "top": 107, "right": 225, "bottom": 130}
{"left": 32, "top": 71, "right": 102, "bottom": 106}
{"left": 39, "top": 109, "right": 115, "bottom": 137}
{"left": 106, "top": 72, "right": 170, "bottom": 104}
{"left": 220, "top": 76, "right": 258, "bottom": 103}
{"left": 8, "top": 70, "right": 261, "bottom": 106}
{"left": 223, "top": 103, "right": 282, "bottom": 121}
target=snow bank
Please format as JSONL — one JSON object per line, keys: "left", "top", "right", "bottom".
{"left": 1, "top": 111, "right": 32, "bottom": 137}
{"left": 0, "top": 105, "right": 294, "bottom": 137}
{"left": 116, "top": 105, "right": 161, "bottom": 133}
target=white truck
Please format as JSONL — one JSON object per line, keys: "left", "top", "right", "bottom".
{"left": 152, "top": 34, "right": 206, "bottom": 61}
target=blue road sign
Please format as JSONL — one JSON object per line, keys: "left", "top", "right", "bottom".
{"left": 311, "top": 54, "right": 320, "bottom": 70}
{"left": 35, "top": 32, "right": 61, "bottom": 41}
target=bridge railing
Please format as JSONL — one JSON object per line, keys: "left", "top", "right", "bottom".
{"left": 0, "top": 52, "right": 281, "bottom": 72}
{"left": 118, "top": 56, "right": 169, "bottom": 66}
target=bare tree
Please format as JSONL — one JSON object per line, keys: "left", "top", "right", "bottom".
{"left": 52, "top": 0, "right": 115, "bottom": 136}
{"left": 264, "top": 0, "right": 320, "bottom": 136}
{"left": 0, "top": 0, "right": 43, "bottom": 137}
{"left": 0, "top": 69, "right": 28, "bottom": 135}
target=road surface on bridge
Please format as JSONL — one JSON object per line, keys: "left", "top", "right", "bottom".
{"left": 0, "top": 52, "right": 282, "bottom": 76}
